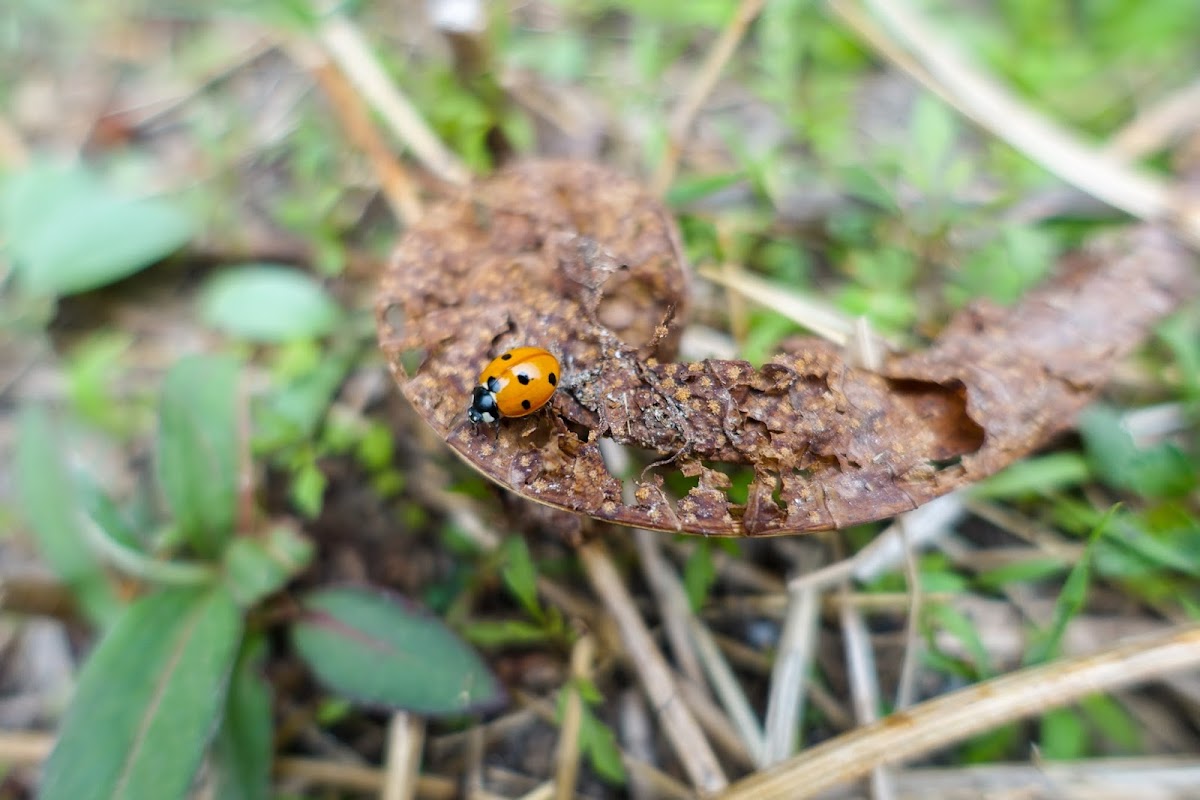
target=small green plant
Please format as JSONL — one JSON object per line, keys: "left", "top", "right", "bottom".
{"left": 16, "top": 355, "right": 504, "bottom": 800}
{"left": 559, "top": 676, "right": 627, "bottom": 786}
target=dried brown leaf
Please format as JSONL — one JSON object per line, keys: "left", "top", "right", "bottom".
{"left": 376, "top": 159, "right": 1196, "bottom": 536}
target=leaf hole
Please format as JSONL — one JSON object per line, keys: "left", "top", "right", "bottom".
{"left": 398, "top": 347, "right": 427, "bottom": 375}
{"left": 381, "top": 303, "right": 406, "bottom": 335}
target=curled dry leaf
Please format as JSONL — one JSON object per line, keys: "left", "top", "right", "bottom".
{"left": 377, "top": 159, "right": 1196, "bottom": 536}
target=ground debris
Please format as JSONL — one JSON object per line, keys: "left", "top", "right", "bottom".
{"left": 377, "top": 160, "right": 1197, "bottom": 536}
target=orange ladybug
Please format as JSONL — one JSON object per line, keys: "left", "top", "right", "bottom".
{"left": 467, "top": 346, "right": 560, "bottom": 424}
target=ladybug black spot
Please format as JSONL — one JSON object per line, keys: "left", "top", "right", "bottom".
{"left": 548, "top": 372, "right": 557, "bottom": 386}
{"left": 501, "top": 353, "right": 513, "bottom": 360}
{"left": 521, "top": 399, "right": 532, "bottom": 410}
{"left": 517, "top": 373, "right": 531, "bottom": 385}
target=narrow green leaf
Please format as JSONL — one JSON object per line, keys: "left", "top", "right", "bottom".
{"left": 926, "top": 603, "right": 993, "bottom": 678}
{"left": 1079, "top": 692, "right": 1141, "bottom": 751}
{"left": 41, "top": 586, "right": 243, "bottom": 800}
{"left": 975, "top": 556, "right": 1068, "bottom": 591}
{"left": 3, "top": 163, "right": 191, "bottom": 296}
{"left": 212, "top": 636, "right": 273, "bottom": 800}
{"left": 971, "top": 452, "right": 1090, "bottom": 499}
{"left": 14, "top": 405, "right": 119, "bottom": 624}
{"left": 579, "top": 702, "right": 627, "bottom": 785}
{"left": 683, "top": 540, "right": 717, "bottom": 612}
{"left": 960, "top": 723, "right": 1020, "bottom": 763}
{"left": 199, "top": 265, "right": 342, "bottom": 342}
{"left": 1156, "top": 315, "right": 1200, "bottom": 397}
{"left": 664, "top": 171, "right": 744, "bottom": 207}
{"left": 1097, "top": 516, "right": 1200, "bottom": 579}
{"left": 462, "top": 619, "right": 553, "bottom": 648}
{"left": 1039, "top": 707, "right": 1089, "bottom": 760}
{"left": 292, "top": 586, "right": 505, "bottom": 716}
{"left": 157, "top": 354, "right": 241, "bottom": 557}
{"left": 500, "top": 536, "right": 541, "bottom": 619}
{"left": 1025, "top": 507, "right": 1116, "bottom": 666}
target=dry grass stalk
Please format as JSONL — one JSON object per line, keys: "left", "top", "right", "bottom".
{"left": 719, "top": 623, "right": 1200, "bottom": 799}
{"left": 553, "top": 634, "right": 595, "bottom": 800}
{"left": 578, "top": 538, "right": 728, "bottom": 793}
{"left": 843, "top": 0, "right": 1200, "bottom": 247}
{"left": 382, "top": 712, "right": 426, "bottom": 800}
{"left": 651, "top": 0, "right": 769, "bottom": 195}
{"left": 634, "top": 531, "right": 766, "bottom": 764}
{"left": 634, "top": 530, "right": 708, "bottom": 690}
{"left": 311, "top": 9, "right": 470, "bottom": 185}
{"left": 298, "top": 45, "right": 425, "bottom": 225}
{"left": 762, "top": 584, "right": 820, "bottom": 764}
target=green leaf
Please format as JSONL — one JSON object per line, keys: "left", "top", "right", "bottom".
{"left": 461, "top": 619, "right": 554, "bottom": 648}
{"left": 1079, "top": 692, "right": 1141, "bottom": 751}
{"left": 908, "top": 94, "right": 959, "bottom": 190}
{"left": 960, "top": 723, "right": 1020, "bottom": 763}
{"left": 252, "top": 338, "right": 362, "bottom": 452}
{"left": 926, "top": 603, "right": 993, "bottom": 678}
{"left": 222, "top": 525, "right": 314, "bottom": 607}
{"left": 212, "top": 636, "right": 273, "bottom": 800}
{"left": 292, "top": 586, "right": 505, "bottom": 716}
{"left": 683, "top": 540, "right": 717, "bottom": 612}
{"left": 199, "top": 265, "right": 342, "bottom": 342}
{"left": 157, "top": 354, "right": 241, "bottom": 558}
{"left": 1039, "top": 707, "right": 1089, "bottom": 760}
{"left": 1025, "top": 506, "right": 1115, "bottom": 666}
{"left": 577, "top": 702, "right": 626, "bottom": 785}
{"left": 1080, "top": 405, "right": 1197, "bottom": 498}
{"left": 14, "top": 405, "right": 119, "bottom": 625}
{"left": 1094, "top": 518, "right": 1200, "bottom": 579}
{"left": 41, "top": 585, "right": 243, "bottom": 800}
{"left": 972, "top": 452, "right": 1090, "bottom": 499}
{"left": 665, "top": 171, "right": 744, "bottom": 207}
{"left": 2, "top": 162, "right": 192, "bottom": 296}
{"left": 500, "top": 536, "right": 541, "bottom": 619}
{"left": 288, "top": 456, "right": 327, "bottom": 519}
{"left": 1156, "top": 315, "right": 1200, "bottom": 397}
{"left": 65, "top": 332, "right": 138, "bottom": 434}
{"left": 975, "top": 557, "right": 1068, "bottom": 591}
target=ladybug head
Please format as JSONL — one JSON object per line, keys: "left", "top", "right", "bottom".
{"left": 468, "top": 385, "right": 499, "bottom": 424}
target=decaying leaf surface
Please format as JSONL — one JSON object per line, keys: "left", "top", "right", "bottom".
{"left": 377, "top": 159, "right": 1197, "bottom": 536}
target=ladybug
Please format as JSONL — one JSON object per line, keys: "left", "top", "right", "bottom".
{"left": 467, "top": 346, "right": 561, "bottom": 424}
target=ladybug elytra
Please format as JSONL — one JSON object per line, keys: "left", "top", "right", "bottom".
{"left": 467, "top": 346, "right": 560, "bottom": 424}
